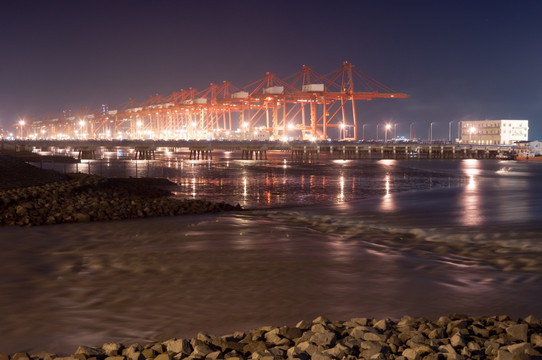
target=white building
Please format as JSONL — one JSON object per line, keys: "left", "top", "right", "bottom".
{"left": 460, "top": 119, "right": 529, "bottom": 145}
{"left": 516, "top": 140, "right": 542, "bottom": 158}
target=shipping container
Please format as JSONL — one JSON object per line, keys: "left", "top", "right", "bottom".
{"left": 232, "top": 91, "right": 249, "bottom": 99}
{"left": 263, "top": 86, "right": 284, "bottom": 95}
{"left": 302, "top": 84, "right": 325, "bottom": 92}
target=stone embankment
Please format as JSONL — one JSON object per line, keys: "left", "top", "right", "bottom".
{"left": 0, "top": 171, "right": 241, "bottom": 226}
{"left": 2, "top": 315, "right": 542, "bottom": 360}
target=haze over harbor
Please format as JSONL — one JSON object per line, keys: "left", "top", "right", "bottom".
{"left": 1, "top": 1, "right": 542, "bottom": 358}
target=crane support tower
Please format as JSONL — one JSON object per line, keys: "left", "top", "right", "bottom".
{"left": 22, "top": 62, "right": 408, "bottom": 141}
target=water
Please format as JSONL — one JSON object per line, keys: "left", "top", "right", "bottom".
{"left": 2, "top": 156, "right": 542, "bottom": 354}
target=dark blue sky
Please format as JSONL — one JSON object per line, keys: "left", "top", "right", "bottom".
{"left": 1, "top": 0, "right": 541, "bottom": 140}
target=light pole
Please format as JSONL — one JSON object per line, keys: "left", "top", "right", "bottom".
{"left": 362, "top": 124, "right": 367, "bottom": 140}
{"left": 79, "top": 120, "right": 86, "bottom": 139}
{"left": 376, "top": 124, "right": 380, "bottom": 141}
{"left": 448, "top": 121, "right": 453, "bottom": 142}
{"left": 137, "top": 120, "right": 143, "bottom": 139}
{"left": 287, "top": 123, "right": 295, "bottom": 141}
{"left": 469, "top": 127, "right": 476, "bottom": 143}
{"left": 393, "top": 123, "right": 397, "bottom": 140}
{"left": 385, "top": 124, "right": 391, "bottom": 142}
{"left": 18, "top": 120, "right": 25, "bottom": 139}
{"left": 430, "top": 122, "right": 436, "bottom": 142}
{"left": 339, "top": 123, "right": 346, "bottom": 140}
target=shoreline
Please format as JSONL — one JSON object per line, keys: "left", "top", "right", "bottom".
{"left": 2, "top": 315, "right": 541, "bottom": 360}
{"left": 0, "top": 154, "right": 241, "bottom": 226}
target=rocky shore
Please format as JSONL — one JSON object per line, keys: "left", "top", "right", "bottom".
{"left": 0, "top": 155, "right": 241, "bottom": 226}
{"left": 2, "top": 315, "right": 541, "bottom": 360}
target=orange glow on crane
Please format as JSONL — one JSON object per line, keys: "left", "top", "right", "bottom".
{"left": 24, "top": 63, "right": 408, "bottom": 141}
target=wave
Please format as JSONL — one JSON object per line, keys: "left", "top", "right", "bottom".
{"left": 250, "top": 210, "right": 542, "bottom": 274}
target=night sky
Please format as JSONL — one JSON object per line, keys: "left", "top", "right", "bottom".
{"left": 1, "top": 0, "right": 541, "bottom": 140}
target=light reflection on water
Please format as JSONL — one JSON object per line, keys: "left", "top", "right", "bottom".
{"left": 34, "top": 153, "right": 462, "bottom": 209}
{"left": 11, "top": 157, "right": 542, "bottom": 355}
{"left": 460, "top": 160, "right": 481, "bottom": 226}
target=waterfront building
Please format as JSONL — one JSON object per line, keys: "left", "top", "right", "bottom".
{"left": 460, "top": 119, "right": 528, "bottom": 145}
{"left": 516, "top": 140, "right": 542, "bottom": 158}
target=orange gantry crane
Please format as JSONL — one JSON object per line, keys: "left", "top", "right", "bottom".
{"left": 25, "top": 62, "right": 408, "bottom": 141}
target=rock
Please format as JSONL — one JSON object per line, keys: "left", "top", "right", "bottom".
{"left": 472, "top": 325, "right": 490, "bottom": 338}
{"left": 278, "top": 326, "right": 302, "bottom": 340}
{"left": 311, "top": 323, "right": 329, "bottom": 333}
{"left": 362, "top": 332, "right": 387, "bottom": 342}
{"left": 295, "top": 320, "right": 312, "bottom": 330}
{"left": 266, "top": 347, "right": 284, "bottom": 358}
{"left": 216, "top": 340, "right": 245, "bottom": 353}
{"left": 141, "top": 349, "right": 155, "bottom": 359}
{"left": 322, "top": 343, "right": 351, "bottom": 358}
{"left": 495, "top": 349, "right": 514, "bottom": 360}
{"left": 312, "top": 316, "right": 330, "bottom": 324}
{"left": 408, "top": 343, "right": 433, "bottom": 357}
{"left": 205, "top": 352, "right": 223, "bottom": 360}
{"left": 505, "top": 324, "right": 528, "bottom": 342}
{"left": 31, "top": 352, "right": 57, "bottom": 360}
{"left": 450, "top": 333, "right": 466, "bottom": 348}
{"left": 311, "top": 352, "right": 333, "bottom": 360}
{"left": 295, "top": 342, "right": 317, "bottom": 356}
{"left": 507, "top": 342, "right": 541, "bottom": 356}
{"left": 154, "top": 354, "right": 170, "bottom": 360}
{"left": 531, "top": 333, "right": 542, "bottom": 347}
{"left": 5, "top": 315, "right": 542, "bottom": 360}
{"left": 105, "top": 356, "right": 125, "bottom": 360}
{"left": 11, "top": 353, "right": 30, "bottom": 360}
{"left": 198, "top": 332, "right": 219, "bottom": 344}
{"left": 192, "top": 344, "right": 214, "bottom": 358}
{"left": 373, "top": 319, "right": 391, "bottom": 332}
{"left": 76, "top": 347, "right": 104, "bottom": 357}
{"left": 164, "top": 339, "right": 192, "bottom": 355}
{"left": 242, "top": 342, "right": 267, "bottom": 355}
{"left": 401, "top": 348, "right": 420, "bottom": 360}
{"left": 359, "top": 341, "right": 383, "bottom": 358}
{"left": 522, "top": 315, "right": 539, "bottom": 325}
{"left": 286, "top": 346, "right": 309, "bottom": 360}
{"left": 467, "top": 341, "right": 481, "bottom": 352}
{"left": 309, "top": 330, "right": 337, "bottom": 348}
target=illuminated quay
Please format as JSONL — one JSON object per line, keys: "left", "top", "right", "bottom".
{"left": 5, "top": 139, "right": 516, "bottom": 161}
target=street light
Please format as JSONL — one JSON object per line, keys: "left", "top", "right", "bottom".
{"left": 385, "top": 123, "right": 391, "bottom": 142}
{"left": 469, "top": 126, "right": 476, "bottom": 143}
{"left": 136, "top": 120, "right": 143, "bottom": 139}
{"left": 79, "top": 120, "right": 86, "bottom": 139}
{"left": 18, "top": 120, "right": 25, "bottom": 139}
{"left": 340, "top": 123, "right": 346, "bottom": 140}
{"left": 376, "top": 124, "right": 380, "bottom": 140}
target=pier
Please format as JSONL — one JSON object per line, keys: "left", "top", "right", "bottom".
{"left": 3, "top": 139, "right": 516, "bottom": 161}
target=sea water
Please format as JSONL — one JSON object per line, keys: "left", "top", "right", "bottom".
{"left": 1, "top": 156, "right": 541, "bottom": 354}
